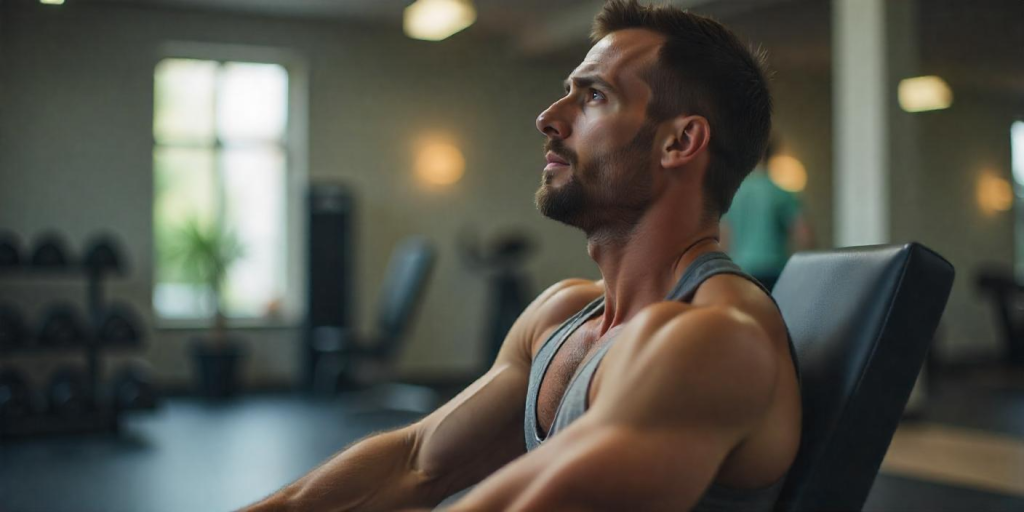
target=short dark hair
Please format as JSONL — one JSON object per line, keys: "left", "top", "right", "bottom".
{"left": 592, "top": 0, "right": 773, "bottom": 218}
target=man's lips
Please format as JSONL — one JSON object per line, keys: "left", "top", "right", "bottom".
{"left": 544, "top": 151, "right": 570, "bottom": 171}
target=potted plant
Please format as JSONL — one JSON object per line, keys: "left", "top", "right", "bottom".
{"left": 172, "top": 219, "right": 247, "bottom": 399}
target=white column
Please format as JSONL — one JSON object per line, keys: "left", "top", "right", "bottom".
{"left": 833, "top": 0, "right": 889, "bottom": 247}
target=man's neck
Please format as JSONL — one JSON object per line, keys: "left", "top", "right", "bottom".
{"left": 587, "top": 199, "right": 720, "bottom": 335}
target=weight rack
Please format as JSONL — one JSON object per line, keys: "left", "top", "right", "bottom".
{"left": 0, "top": 256, "right": 154, "bottom": 439}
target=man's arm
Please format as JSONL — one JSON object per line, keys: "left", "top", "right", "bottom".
{"left": 244, "top": 279, "right": 601, "bottom": 512}
{"left": 449, "top": 302, "right": 779, "bottom": 511}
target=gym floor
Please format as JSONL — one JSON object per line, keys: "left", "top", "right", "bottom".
{"left": 1, "top": 370, "right": 1023, "bottom": 512}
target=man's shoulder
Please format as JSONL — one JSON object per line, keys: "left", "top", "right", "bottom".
{"left": 621, "top": 301, "right": 776, "bottom": 367}
{"left": 595, "top": 302, "right": 779, "bottom": 427}
{"left": 524, "top": 279, "right": 604, "bottom": 355}
{"left": 691, "top": 273, "right": 789, "bottom": 348}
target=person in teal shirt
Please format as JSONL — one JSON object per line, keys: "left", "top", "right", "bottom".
{"left": 722, "top": 142, "right": 813, "bottom": 290}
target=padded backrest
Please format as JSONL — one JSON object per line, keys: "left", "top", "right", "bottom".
{"left": 773, "top": 243, "right": 954, "bottom": 512}
{"left": 374, "top": 237, "right": 436, "bottom": 354}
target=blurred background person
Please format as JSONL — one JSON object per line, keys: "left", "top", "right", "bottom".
{"left": 722, "top": 139, "right": 814, "bottom": 290}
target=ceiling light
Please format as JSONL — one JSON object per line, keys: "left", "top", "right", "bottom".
{"left": 40, "top": 0, "right": 65, "bottom": 4}
{"left": 404, "top": 0, "right": 476, "bottom": 41}
{"left": 898, "top": 75, "right": 953, "bottom": 113}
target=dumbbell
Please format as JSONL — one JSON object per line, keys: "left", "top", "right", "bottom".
{"left": 0, "top": 368, "right": 34, "bottom": 419}
{"left": 110, "top": 364, "right": 157, "bottom": 411}
{"left": 37, "top": 303, "right": 88, "bottom": 347}
{"left": 0, "top": 304, "right": 28, "bottom": 351}
{"left": 97, "top": 304, "right": 143, "bottom": 347}
{"left": 0, "top": 231, "right": 23, "bottom": 268}
{"left": 83, "top": 234, "right": 125, "bottom": 275}
{"left": 30, "top": 233, "right": 72, "bottom": 268}
{"left": 47, "top": 366, "right": 92, "bottom": 416}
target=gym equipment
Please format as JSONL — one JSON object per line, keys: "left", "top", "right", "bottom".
{"left": 312, "top": 236, "right": 435, "bottom": 394}
{"left": 0, "top": 236, "right": 153, "bottom": 437}
{"left": 83, "top": 234, "right": 126, "bottom": 275}
{"left": 96, "top": 304, "right": 143, "bottom": 347}
{"left": 30, "top": 233, "right": 72, "bottom": 268}
{"left": 976, "top": 266, "right": 1024, "bottom": 365}
{"left": 305, "top": 183, "right": 356, "bottom": 389}
{"left": 0, "top": 369, "right": 33, "bottom": 419}
{"left": 0, "top": 304, "right": 28, "bottom": 351}
{"left": 459, "top": 229, "right": 535, "bottom": 365}
{"left": 110, "top": 364, "right": 157, "bottom": 411}
{"left": 47, "top": 366, "right": 92, "bottom": 416}
{"left": 37, "top": 303, "right": 88, "bottom": 347}
{"left": 0, "top": 231, "right": 23, "bottom": 267}
{"left": 772, "top": 243, "right": 954, "bottom": 512}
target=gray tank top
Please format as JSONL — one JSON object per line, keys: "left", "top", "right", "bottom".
{"left": 523, "top": 252, "right": 800, "bottom": 511}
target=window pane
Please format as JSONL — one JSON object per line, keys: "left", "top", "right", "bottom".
{"left": 220, "top": 146, "right": 287, "bottom": 318}
{"left": 154, "top": 59, "right": 217, "bottom": 144}
{"left": 217, "top": 63, "right": 288, "bottom": 143}
{"left": 153, "top": 146, "right": 217, "bottom": 319}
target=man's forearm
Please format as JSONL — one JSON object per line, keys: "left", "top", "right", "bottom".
{"left": 245, "top": 427, "right": 442, "bottom": 512}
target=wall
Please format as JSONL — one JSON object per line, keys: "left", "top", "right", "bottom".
{"left": 902, "top": 91, "right": 1024, "bottom": 360}
{"left": 770, "top": 69, "right": 834, "bottom": 249}
{"left": 0, "top": 1, "right": 595, "bottom": 388}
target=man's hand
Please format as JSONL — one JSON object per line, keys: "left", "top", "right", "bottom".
{"left": 449, "top": 302, "right": 780, "bottom": 511}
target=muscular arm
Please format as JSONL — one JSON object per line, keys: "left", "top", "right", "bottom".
{"left": 449, "top": 303, "right": 779, "bottom": 511}
{"left": 244, "top": 279, "right": 600, "bottom": 512}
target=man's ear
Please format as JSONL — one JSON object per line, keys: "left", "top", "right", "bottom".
{"left": 660, "top": 115, "right": 710, "bottom": 169}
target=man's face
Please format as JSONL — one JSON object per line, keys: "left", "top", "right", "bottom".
{"left": 534, "top": 29, "right": 665, "bottom": 234}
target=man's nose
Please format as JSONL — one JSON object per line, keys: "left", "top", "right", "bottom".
{"left": 536, "top": 101, "right": 572, "bottom": 140}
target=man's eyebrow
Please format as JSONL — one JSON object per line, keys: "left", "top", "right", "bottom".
{"left": 563, "top": 75, "right": 617, "bottom": 94}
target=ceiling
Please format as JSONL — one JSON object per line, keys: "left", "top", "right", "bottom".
{"left": 71, "top": 0, "right": 1024, "bottom": 95}
{"left": 81, "top": 0, "right": 797, "bottom": 53}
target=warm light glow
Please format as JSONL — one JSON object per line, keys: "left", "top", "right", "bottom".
{"left": 416, "top": 140, "right": 465, "bottom": 186}
{"left": 40, "top": 0, "right": 64, "bottom": 4}
{"left": 404, "top": 0, "right": 477, "bottom": 41}
{"left": 768, "top": 155, "right": 808, "bottom": 193}
{"left": 977, "top": 172, "right": 1013, "bottom": 216}
{"left": 898, "top": 76, "right": 953, "bottom": 113}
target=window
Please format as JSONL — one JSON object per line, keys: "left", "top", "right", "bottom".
{"left": 153, "top": 58, "right": 290, "bottom": 322}
{"left": 1013, "top": 121, "right": 1024, "bottom": 278}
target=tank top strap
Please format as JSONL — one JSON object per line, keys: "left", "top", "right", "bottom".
{"left": 666, "top": 251, "right": 748, "bottom": 302}
{"left": 524, "top": 295, "right": 605, "bottom": 451}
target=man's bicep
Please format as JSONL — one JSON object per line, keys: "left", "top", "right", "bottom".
{"left": 453, "top": 419, "right": 732, "bottom": 511}
{"left": 412, "top": 278, "right": 602, "bottom": 498}
{"left": 412, "top": 361, "right": 530, "bottom": 498}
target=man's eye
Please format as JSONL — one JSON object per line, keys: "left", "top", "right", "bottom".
{"left": 589, "top": 89, "right": 605, "bottom": 102}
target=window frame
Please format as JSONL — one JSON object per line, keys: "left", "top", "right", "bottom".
{"left": 151, "top": 42, "right": 308, "bottom": 329}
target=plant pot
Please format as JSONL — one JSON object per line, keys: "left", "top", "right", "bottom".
{"left": 189, "top": 338, "right": 246, "bottom": 399}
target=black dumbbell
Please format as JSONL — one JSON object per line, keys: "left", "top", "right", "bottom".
{"left": 30, "top": 233, "right": 73, "bottom": 268}
{"left": 0, "top": 304, "right": 28, "bottom": 351}
{"left": 0, "top": 231, "right": 23, "bottom": 268}
{"left": 110, "top": 364, "right": 157, "bottom": 411}
{"left": 48, "top": 366, "right": 92, "bottom": 416}
{"left": 83, "top": 234, "right": 125, "bottom": 275}
{"left": 37, "top": 303, "right": 88, "bottom": 347}
{"left": 97, "top": 304, "right": 143, "bottom": 347}
{"left": 0, "top": 368, "right": 33, "bottom": 419}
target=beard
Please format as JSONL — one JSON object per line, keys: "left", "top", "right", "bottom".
{"left": 535, "top": 121, "right": 658, "bottom": 236}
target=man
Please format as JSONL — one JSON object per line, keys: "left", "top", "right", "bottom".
{"left": 248, "top": 1, "right": 800, "bottom": 510}
{"left": 722, "top": 139, "right": 814, "bottom": 290}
